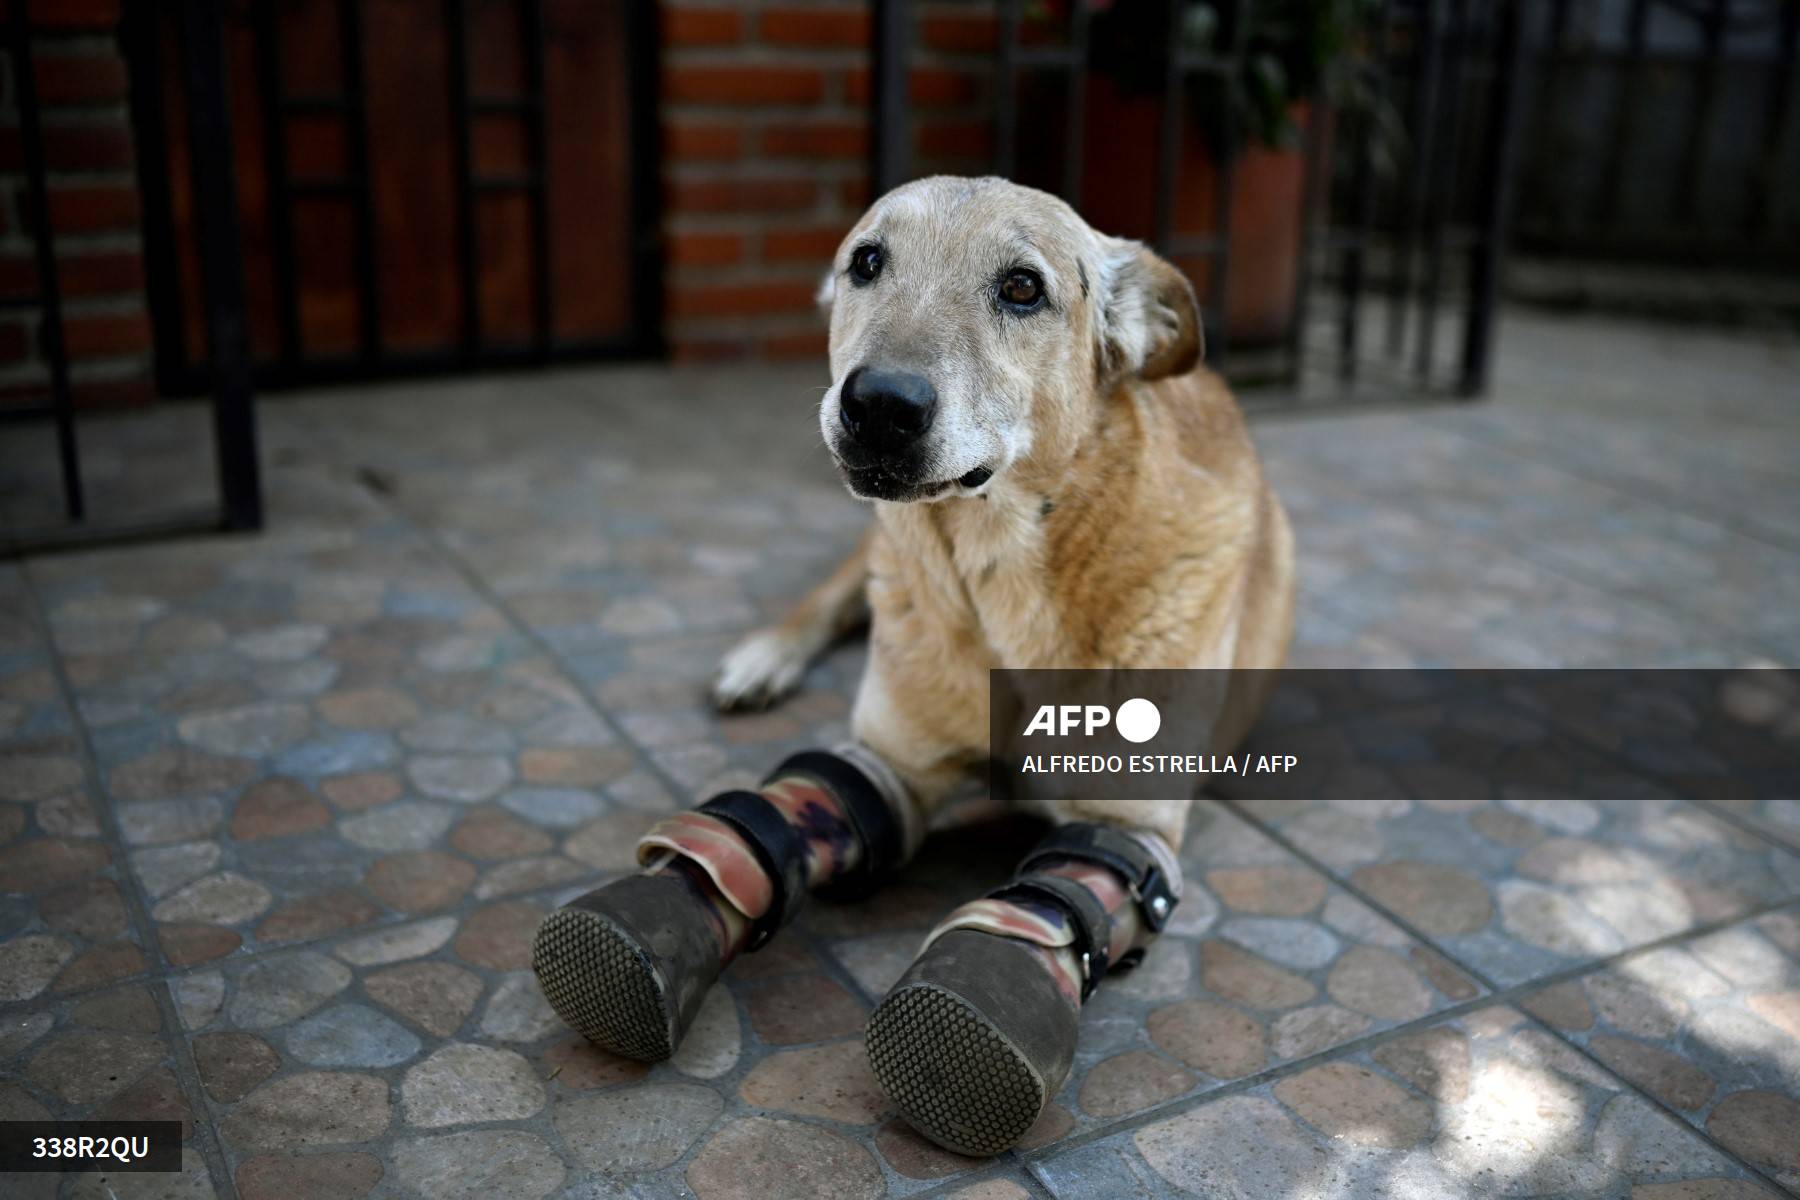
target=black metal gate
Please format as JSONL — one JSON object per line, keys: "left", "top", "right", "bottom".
{"left": 2, "top": 1, "right": 261, "bottom": 554}
{"left": 872, "top": 0, "right": 1531, "bottom": 400}
{"left": 125, "top": 0, "right": 662, "bottom": 394}
{"left": 1517, "top": 0, "right": 1799, "bottom": 270}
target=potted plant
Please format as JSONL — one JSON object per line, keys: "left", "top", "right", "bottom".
{"left": 1032, "top": 0, "right": 1385, "bottom": 345}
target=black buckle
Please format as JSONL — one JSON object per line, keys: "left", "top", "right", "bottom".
{"left": 990, "top": 874, "right": 1113, "bottom": 1001}
{"left": 697, "top": 790, "right": 807, "bottom": 951}
{"left": 1017, "top": 822, "right": 1179, "bottom": 934}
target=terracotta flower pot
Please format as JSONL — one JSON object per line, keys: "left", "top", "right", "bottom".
{"left": 1079, "top": 75, "right": 1320, "bottom": 347}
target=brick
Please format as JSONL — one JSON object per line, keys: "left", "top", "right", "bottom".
{"left": 46, "top": 184, "right": 139, "bottom": 234}
{"left": 666, "top": 176, "right": 817, "bottom": 213}
{"left": 0, "top": 321, "right": 26, "bottom": 366}
{"left": 63, "top": 310, "right": 150, "bottom": 358}
{"left": 764, "top": 226, "right": 846, "bottom": 261}
{"left": 763, "top": 329, "right": 829, "bottom": 359}
{"left": 666, "top": 121, "right": 742, "bottom": 161}
{"left": 669, "top": 280, "right": 818, "bottom": 319}
{"left": 760, "top": 121, "right": 866, "bottom": 160}
{"left": 0, "top": 251, "right": 142, "bottom": 299}
{"left": 840, "top": 176, "right": 872, "bottom": 209}
{"left": 760, "top": 7, "right": 869, "bottom": 47}
{"left": 35, "top": 52, "right": 129, "bottom": 105}
{"left": 670, "top": 336, "right": 750, "bottom": 362}
{"left": 846, "top": 67, "right": 979, "bottom": 107}
{"left": 668, "top": 231, "right": 744, "bottom": 267}
{"left": 919, "top": 118, "right": 991, "bottom": 159}
{"left": 72, "top": 374, "right": 153, "bottom": 408}
{"left": 664, "top": 66, "right": 825, "bottom": 106}
{"left": 921, "top": 13, "right": 999, "bottom": 52}
{"left": 0, "top": 0, "right": 119, "bottom": 28}
{"left": 662, "top": 6, "right": 744, "bottom": 45}
{"left": 0, "top": 122, "right": 133, "bottom": 171}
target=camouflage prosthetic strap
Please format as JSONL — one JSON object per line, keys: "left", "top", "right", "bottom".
{"left": 635, "top": 746, "right": 915, "bottom": 954}
{"left": 922, "top": 823, "right": 1183, "bottom": 1004}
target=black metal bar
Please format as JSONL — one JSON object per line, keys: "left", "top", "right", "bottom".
{"left": 627, "top": 0, "right": 664, "bottom": 355}
{"left": 340, "top": 0, "right": 381, "bottom": 363}
{"left": 1337, "top": 0, "right": 1395, "bottom": 381}
{"left": 1593, "top": 0, "right": 1649, "bottom": 227}
{"left": 472, "top": 176, "right": 544, "bottom": 192}
{"left": 472, "top": 95, "right": 541, "bottom": 114}
{"left": 1527, "top": 0, "right": 1571, "bottom": 234}
{"left": 1460, "top": 0, "right": 1527, "bottom": 397}
{"left": 1386, "top": 0, "right": 1443, "bottom": 359}
{"left": 445, "top": 0, "right": 481, "bottom": 353}
{"left": 1062, "top": 0, "right": 1089, "bottom": 203}
{"left": 995, "top": 0, "right": 1020, "bottom": 176}
{"left": 1284, "top": 81, "right": 1329, "bottom": 383}
{"left": 1209, "top": 0, "right": 1250, "bottom": 375}
{"left": 1749, "top": 0, "right": 1798, "bottom": 237}
{"left": 283, "top": 94, "right": 352, "bottom": 114}
{"left": 178, "top": 0, "right": 262, "bottom": 531}
{"left": 519, "top": 0, "right": 553, "bottom": 355}
{"left": 871, "top": 0, "right": 911, "bottom": 194}
{"left": 251, "top": 1, "right": 302, "bottom": 368}
{"left": 123, "top": 1, "right": 192, "bottom": 397}
{"left": 1674, "top": 0, "right": 1727, "bottom": 222}
{"left": 1415, "top": 0, "right": 1471, "bottom": 384}
{"left": 290, "top": 177, "right": 365, "bottom": 196}
{"left": 1151, "top": 0, "right": 1184, "bottom": 250}
{"left": 7, "top": 1, "right": 84, "bottom": 521}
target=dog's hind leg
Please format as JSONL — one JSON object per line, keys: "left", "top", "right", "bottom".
{"left": 712, "top": 529, "right": 871, "bottom": 710}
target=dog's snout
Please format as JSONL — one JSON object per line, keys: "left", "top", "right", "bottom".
{"left": 840, "top": 367, "right": 937, "bottom": 453}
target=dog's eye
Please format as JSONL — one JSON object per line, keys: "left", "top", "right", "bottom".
{"left": 850, "top": 244, "right": 883, "bottom": 284}
{"left": 1000, "top": 269, "right": 1043, "bottom": 309}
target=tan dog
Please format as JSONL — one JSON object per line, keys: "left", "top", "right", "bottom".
{"left": 713, "top": 175, "right": 1294, "bottom": 851}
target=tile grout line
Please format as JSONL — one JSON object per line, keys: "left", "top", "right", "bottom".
{"left": 1515, "top": 1007, "right": 1800, "bottom": 1200}
{"left": 354, "top": 472, "right": 912, "bottom": 1022}
{"left": 1280, "top": 452, "right": 1788, "bottom": 666}
{"left": 1406, "top": 402, "right": 1800, "bottom": 561}
{"left": 1002, "top": 887, "right": 1800, "bottom": 1179}
{"left": 353, "top": 477, "right": 709, "bottom": 815}
{"left": 1688, "top": 797, "right": 1800, "bottom": 861}
{"left": 17, "top": 560, "right": 243, "bottom": 1200}
{"left": 1219, "top": 796, "right": 1800, "bottom": 1197}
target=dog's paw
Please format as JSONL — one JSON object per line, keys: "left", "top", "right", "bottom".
{"left": 712, "top": 629, "right": 809, "bottom": 711}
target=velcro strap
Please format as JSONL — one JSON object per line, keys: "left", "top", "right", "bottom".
{"left": 990, "top": 874, "right": 1113, "bottom": 1001}
{"left": 697, "top": 790, "right": 806, "bottom": 951}
{"left": 767, "top": 750, "right": 900, "bottom": 900}
{"left": 1017, "top": 822, "right": 1178, "bottom": 932}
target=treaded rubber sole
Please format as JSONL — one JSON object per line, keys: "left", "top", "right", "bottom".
{"left": 532, "top": 905, "right": 673, "bottom": 1061}
{"left": 865, "top": 982, "right": 1047, "bottom": 1157}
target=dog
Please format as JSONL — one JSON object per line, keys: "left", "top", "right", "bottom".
{"left": 711, "top": 175, "right": 1295, "bottom": 851}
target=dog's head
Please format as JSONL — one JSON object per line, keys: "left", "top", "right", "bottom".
{"left": 818, "top": 176, "right": 1201, "bottom": 503}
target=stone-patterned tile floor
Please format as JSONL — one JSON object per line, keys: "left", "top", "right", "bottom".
{"left": 2, "top": 308, "right": 1798, "bottom": 1199}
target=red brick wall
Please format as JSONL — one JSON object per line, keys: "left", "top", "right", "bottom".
{"left": 0, "top": 0, "right": 151, "bottom": 408}
{"left": 0, "top": 1, "right": 1006, "bottom": 408}
{"left": 659, "top": 0, "right": 999, "bottom": 362}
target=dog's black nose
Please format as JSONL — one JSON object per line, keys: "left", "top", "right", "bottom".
{"left": 840, "top": 367, "right": 936, "bottom": 452}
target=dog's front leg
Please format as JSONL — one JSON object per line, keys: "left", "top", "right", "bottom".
{"left": 712, "top": 528, "right": 871, "bottom": 710}
{"left": 866, "top": 807, "right": 1185, "bottom": 1157}
{"left": 532, "top": 743, "right": 917, "bottom": 1062}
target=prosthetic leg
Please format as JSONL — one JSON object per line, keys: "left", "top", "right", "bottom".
{"left": 532, "top": 747, "right": 914, "bottom": 1060}
{"left": 866, "top": 821, "right": 1182, "bottom": 1156}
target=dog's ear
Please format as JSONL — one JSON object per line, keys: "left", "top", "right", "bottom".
{"left": 1095, "top": 239, "right": 1202, "bottom": 381}
{"left": 816, "top": 270, "right": 837, "bottom": 311}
